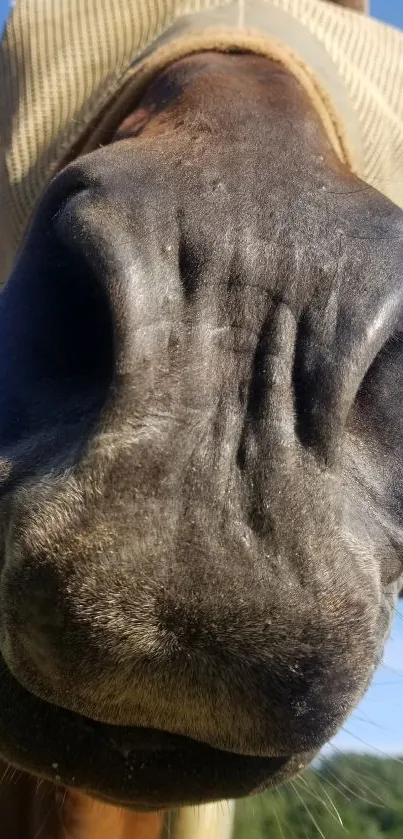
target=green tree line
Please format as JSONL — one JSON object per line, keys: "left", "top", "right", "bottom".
{"left": 234, "top": 754, "right": 403, "bottom": 839}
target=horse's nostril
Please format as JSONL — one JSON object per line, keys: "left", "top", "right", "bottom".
{"left": 0, "top": 179, "right": 114, "bottom": 452}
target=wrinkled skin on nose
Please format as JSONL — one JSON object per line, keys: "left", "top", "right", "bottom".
{"left": 0, "top": 54, "right": 402, "bottom": 809}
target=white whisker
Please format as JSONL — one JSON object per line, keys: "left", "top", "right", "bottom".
{"left": 290, "top": 780, "right": 327, "bottom": 839}
{"left": 296, "top": 775, "right": 344, "bottom": 828}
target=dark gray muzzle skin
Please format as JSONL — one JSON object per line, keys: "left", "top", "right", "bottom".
{"left": 0, "top": 54, "right": 402, "bottom": 810}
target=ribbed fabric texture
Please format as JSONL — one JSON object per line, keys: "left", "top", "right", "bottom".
{"left": 0, "top": 0, "right": 402, "bottom": 283}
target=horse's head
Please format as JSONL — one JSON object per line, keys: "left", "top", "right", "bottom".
{"left": 0, "top": 53, "right": 402, "bottom": 809}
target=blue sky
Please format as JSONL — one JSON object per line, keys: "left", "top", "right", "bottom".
{"left": 0, "top": 0, "right": 402, "bottom": 756}
{"left": 372, "top": 0, "right": 403, "bottom": 28}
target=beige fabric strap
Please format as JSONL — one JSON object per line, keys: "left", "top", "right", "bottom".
{"left": 0, "top": 0, "right": 403, "bottom": 285}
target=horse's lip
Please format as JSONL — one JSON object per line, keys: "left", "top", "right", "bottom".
{"left": 66, "top": 713, "right": 298, "bottom": 810}
{"left": 80, "top": 713, "right": 290, "bottom": 760}
{"left": 0, "top": 654, "right": 310, "bottom": 808}
{"left": 79, "top": 714, "right": 210, "bottom": 755}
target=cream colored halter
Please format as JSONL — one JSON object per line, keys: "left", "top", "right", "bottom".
{"left": 1, "top": 0, "right": 403, "bottom": 287}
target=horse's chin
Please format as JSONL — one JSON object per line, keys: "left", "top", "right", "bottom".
{"left": 0, "top": 652, "right": 314, "bottom": 810}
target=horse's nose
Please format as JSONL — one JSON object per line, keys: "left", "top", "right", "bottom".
{"left": 0, "top": 153, "right": 380, "bottom": 764}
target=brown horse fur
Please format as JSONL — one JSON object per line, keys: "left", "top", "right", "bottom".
{"left": 328, "top": 0, "right": 367, "bottom": 10}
